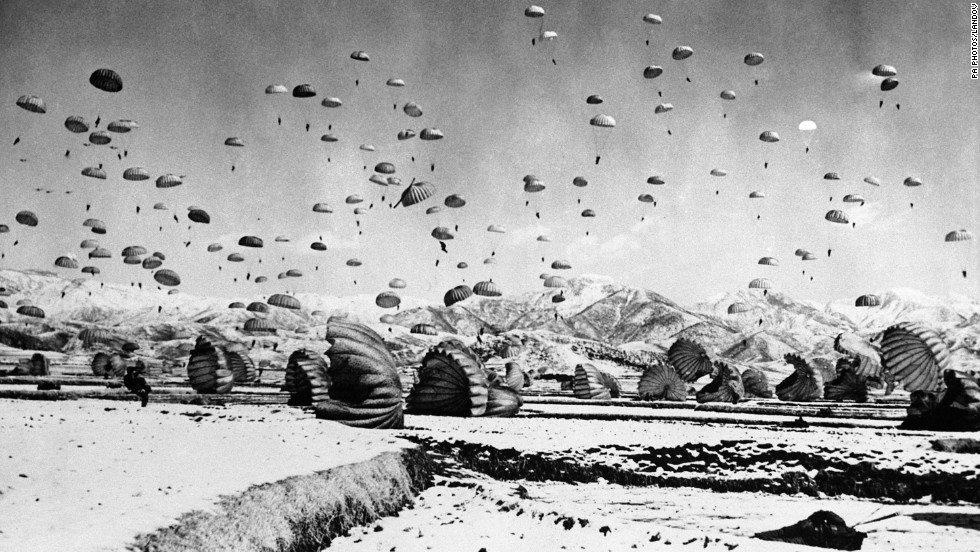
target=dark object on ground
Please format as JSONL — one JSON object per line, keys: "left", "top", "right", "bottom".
{"left": 901, "top": 370, "right": 980, "bottom": 431}
{"left": 782, "top": 416, "right": 810, "bottom": 429}
{"left": 754, "top": 510, "right": 866, "bottom": 550}
{"left": 37, "top": 381, "right": 60, "bottom": 391}
{"left": 124, "top": 366, "right": 152, "bottom": 407}
{"left": 930, "top": 438, "right": 980, "bottom": 454}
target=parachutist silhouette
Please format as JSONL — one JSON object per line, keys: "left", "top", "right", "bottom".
{"left": 94, "top": 116, "right": 101, "bottom": 127}
{"left": 963, "top": 270, "right": 968, "bottom": 278}
{"left": 686, "top": 77, "right": 691, "bottom": 83}
{"left": 65, "top": 149, "right": 70, "bottom": 158}
{"left": 158, "top": 306, "right": 162, "bottom": 313}
{"left": 277, "top": 117, "right": 281, "bottom": 125}
{"left": 185, "top": 241, "right": 191, "bottom": 247}
{"left": 852, "top": 222, "right": 856, "bottom": 228}
{"left": 828, "top": 249, "right": 832, "bottom": 257}
{"left": 577, "top": 198, "right": 581, "bottom": 204}
{"left": 369, "top": 203, "right": 374, "bottom": 209}
{"left": 358, "top": 230, "right": 363, "bottom": 235}
{"left": 173, "top": 215, "right": 178, "bottom": 223}
{"left": 231, "top": 165, "right": 235, "bottom": 172}
{"left": 440, "top": 241, "right": 448, "bottom": 253}
{"left": 13, "top": 137, "right": 20, "bottom": 146}
{"left": 531, "top": 38, "right": 536, "bottom": 46}
{"left": 667, "top": 129, "right": 672, "bottom": 136}
{"left": 723, "top": 113, "right": 727, "bottom": 118}
{"left": 763, "top": 290, "right": 768, "bottom": 297}
{"left": 641, "top": 216, "right": 645, "bottom": 222}
{"left": 86, "top": 204, "right": 91, "bottom": 211}
{"left": 381, "top": 195, "right": 385, "bottom": 202}
{"left": 356, "top": 220, "right": 360, "bottom": 227}
{"left": 117, "top": 153, "right": 122, "bottom": 161}
{"left": 805, "top": 147, "right": 809, "bottom": 153}
{"left": 138, "top": 282, "right": 142, "bottom": 290}
{"left": 159, "top": 226, "right": 163, "bottom": 231}
{"left": 810, "top": 276, "right": 814, "bottom": 281}
{"left": 552, "top": 58, "right": 556, "bottom": 65}
{"left": 535, "top": 212, "right": 540, "bottom": 219}
{"left": 246, "top": 272, "right": 251, "bottom": 280}
{"left": 353, "top": 280, "right": 357, "bottom": 285}
{"left": 764, "top": 162, "right": 768, "bottom": 169}
{"left": 136, "top": 206, "right": 140, "bottom": 214}
{"left": 411, "top": 156, "right": 416, "bottom": 162}
{"left": 13, "top": 240, "right": 17, "bottom": 246}
{"left": 879, "top": 100, "right": 884, "bottom": 108}
{"left": 658, "top": 91, "right": 662, "bottom": 98}
{"left": 910, "top": 202, "right": 914, "bottom": 208}
{"left": 541, "top": 256, "right": 545, "bottom": 262}
{"left": 61, "top": 291, "right": 65, "bottom": 299}
{"left": 305, "top": 123, "right": 310, "bottom": 132}
{"left": 754, "top": 79, "right": 759, "bottom": 86}
{"left": 716, "top": 190, "right": 719, "bottom": 195}
{"left": 355, "top": 79, "right": 359, "bottom": 86}
{"left": 896, "top": 103, "right": 900, "bottom": 110}
{"left": 595, "top": 155, "right": 600, "bottom": 165}
{"left": 757, "top": 215, "right": 761, "bottom": 220}
{"left": 124, "top": 150, "right": 128, "bottom": 157}
{"left": 525, "top": 200, "right": 530, "bottom": 207}
{"left": 491, "top": 250, "right": 496, "bottom": 256}
{"left": 431, "top": 163, "right": 435, "bottom": 171}
{"left": 586, "top": 231, "right": 590, "bottom": 236}
{"left": 435, "top": 259, "right": 440, "bottom": 266}
{"left": 234, "top": 278, "right": 237, "bottom": 282}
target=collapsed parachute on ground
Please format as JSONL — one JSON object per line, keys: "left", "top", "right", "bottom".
{"left": 881, "top": 323, "right": 950, "bottom": 392}
{"left": 573, "top": 363, "right": 620, "bottom": 400}
{"left": 668, "top": 338, "right": 713, "bottom": 382}
{"left": 313, "top": 320, "right": 405, "bottom": 428}
{"left": 637, "top": 361, "right": 686, "bottom": 401}
{"left": 186, "top": 336, "right": 235, "bottom": 394}
{"left": 776, "top": 354, "right": 824, "bottom": 402}
{"left": 696, "top": 361, "right": 744, "bottom": 403}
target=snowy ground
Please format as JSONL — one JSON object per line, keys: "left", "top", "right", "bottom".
{"left": 0, "top": 399, "right": 408, "bottom": 552}
{"left": 329, "top": 475, "right": 980, "bottom": 552}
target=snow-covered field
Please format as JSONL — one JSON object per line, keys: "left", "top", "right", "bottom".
{"left": 0, "top": 399, "right": 408, "bottom": 552}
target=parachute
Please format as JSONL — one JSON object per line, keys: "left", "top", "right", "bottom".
{"left": 89, "top": 69, "right": 123, "bottom": 92}
{"left": 695, "top": 362, "right": 744, "bottom": 403}
{"left": 854, "top": 294, "right": 881, "bottom": 307}
{"left": 574, "top": 363, "right": 619, "bottom": 400}
{"left": 16, "top": 95, "right": 46, "bottom": 113}
{"left": 672, "top": 46, "right": 694, "bottom": 60}
{"left": 776, "top": 354, "right": 824, "bottom": 402}
{"left": 268, "top": 294, "right": 301, "bottom": 309}
{"left": 668, "top": 338, "right": 713, "bottom": 382}
{"left": 744, "top": 52, "right": 764, "bottom": 66}
{"left": 589, "top": 114, "right": 616, "bottom": 165}
{"left": 825, "top": 209, "right": 849, "bottom": 224}
{"left": 314, "top": 321, "right": 405, "bottom": 428}
{"left": 881, "top": 323, "right": 950, "bottom": 392}
{"left": 65, "top": 116, "right": 89, "bottom": 133}
{"left": 153, "top": 269, "right": 181, "bottom": 286}
{"left": 375, "top": 291, "right": 401, "bottom": 309}
{"left": 407, "top": 341, "right": 489, "bottom": 416}
{"left": 637, "top": 361, "right": 686, "bottom": 401}
{"left": 399, "top": 181, "right": 435, "bottom": 207}
{"left": 473, "top": 280, "right": 502, "bottom": 297}
{"left": 15, "top": 211, "right": 38, "bottom": 227}
{"left": 758, "top": 257, "right": 779, "bottom": 266}
{"left": 444, "top": 284, "right": 473, "bottom": 307}
{"left": 798, "top": 120, "right": 817, "bottom": 152}
{"left": 123, "top": 167, "right": 149, "bottom": 181}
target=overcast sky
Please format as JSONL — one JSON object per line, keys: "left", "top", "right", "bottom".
{"left": 0, "top": 0, "right": 976, "bottom": 305}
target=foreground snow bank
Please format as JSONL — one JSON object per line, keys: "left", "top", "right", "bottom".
{"left": 0, "top": 399, "right": 427, "bottom": 552}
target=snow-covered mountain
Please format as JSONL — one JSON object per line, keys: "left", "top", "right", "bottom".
{"left": 2, "top": 269, "right": 977, "bottom": 378}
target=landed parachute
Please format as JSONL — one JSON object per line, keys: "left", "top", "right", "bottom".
{"left": 637, "top": 361, "right": 686, "bottom": 401}
{"left": 314, "top": 320, "right": 405, "bottom": 428}
{"left": 881, "top": 323, "right": 950, "bottom": 392}
{"left": 668, "top": 338, "right": 713, "bottom": 382}
{"left": 776, "top": 354, "right": 824, "bottom": 402}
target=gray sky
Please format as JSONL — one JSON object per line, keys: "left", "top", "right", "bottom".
{"left": 1, "top": 0, "right": 977, "bottom": 305}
